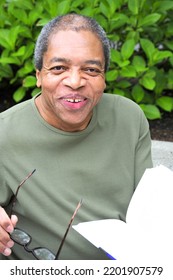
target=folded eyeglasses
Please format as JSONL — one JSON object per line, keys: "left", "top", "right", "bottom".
{"left": 9, "top": 170, "right": 82, "bottom": 260}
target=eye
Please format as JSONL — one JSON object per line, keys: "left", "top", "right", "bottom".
{"left": 49, "top": 65, "right": 67, "bottom": 74}
{"left": 84, "top": 67, "right": 102, "bottom": 76}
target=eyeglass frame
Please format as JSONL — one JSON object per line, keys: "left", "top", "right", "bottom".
{"left": 9, "top": 169, "right": 82, "bottom": 260}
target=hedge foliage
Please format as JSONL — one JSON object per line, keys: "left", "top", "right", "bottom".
{"left": 0, "top": 0, "right": 173, "bottom": 119}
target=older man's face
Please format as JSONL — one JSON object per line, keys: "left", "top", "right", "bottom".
{"left": 36, "top": 30, "right": 106, "bottom": 132}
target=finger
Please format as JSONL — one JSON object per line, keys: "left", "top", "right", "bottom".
{"left": 0, "top": 206, "right": 14, "bottom": 233}
{"left": 0, "top": 226, "right": 14, "bottom": 255}
{"left": 0, "top": 236, "right": 14, "bottom": 256}
{"left": 2, "top": 247, "right": 12, "bottom": 256}
{"left": 11, "top": 215, "right": 18, "bottom": 227}
{"left": 0, "top": 207, "right": 16, "bottom": 256}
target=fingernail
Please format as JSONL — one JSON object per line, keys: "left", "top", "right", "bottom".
{"left": 11, "top": 214, "right": 18, "bottom": 223}
{"left": 6, "top": 225, "right": 13, "bottom": 233}
{"left": 3, "top": 247, "right": 11, "bottom": 256}
{"left": 7, "top": 240, "right": 14, "bottom": 248}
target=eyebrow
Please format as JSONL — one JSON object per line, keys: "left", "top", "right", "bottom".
{"left": 49, "top": 57, "right": 103, "bottom": 68}
{"left": 85, "top": 60, "right": 103, "bottom": 68}
{"left": 49, "top": 57, "right": 70, "bottom": 64}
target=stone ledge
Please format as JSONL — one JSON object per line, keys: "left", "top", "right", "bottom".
{"left": 152, "top": 140, "right": 173, "bottom": 170}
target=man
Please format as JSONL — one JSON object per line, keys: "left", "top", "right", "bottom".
{"left": 0, "top": 13, "right": 152, "bottom": 260}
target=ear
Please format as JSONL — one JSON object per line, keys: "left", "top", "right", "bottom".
{"left": 36, "top": 70, "right": 41, "bottom": 88}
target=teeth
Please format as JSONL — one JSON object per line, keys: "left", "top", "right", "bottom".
{"left": 65, "top": 98, "right": 82, "bottom": 103}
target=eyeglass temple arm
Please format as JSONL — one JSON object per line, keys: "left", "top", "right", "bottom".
{"left": 9, "top": 169, "right": 36, "bottom": 218}
{"left": 55, "top": 199, "right": 82, "bottom": 260}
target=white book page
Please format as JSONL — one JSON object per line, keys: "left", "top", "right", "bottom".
{"left": 73, "top": 219, "right": 128, "bottom": 259}
{"left": 126, "top": 165, "right": 173, "bottom": 227}
{"left": 73, "top": 165, "right": 173, "bottom": 261}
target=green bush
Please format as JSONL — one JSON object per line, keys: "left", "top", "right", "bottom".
{"left": 0, "top": 0, "right": 173, "bottom": 119}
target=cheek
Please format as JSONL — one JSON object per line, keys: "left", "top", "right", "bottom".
{"left": 94, "top": 79, "right": 106, "bottom": 95}
{"left": 36, "top": 71, "right": 62, "bottom": 89}
{"left": 91, "top": 81, "right": 105, "bottom": 105}
{"left": 39, "top": 78, "right": 59, "bottom": 93}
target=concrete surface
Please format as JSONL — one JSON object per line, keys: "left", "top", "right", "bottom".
{"left": 152, "top": 140, "right": 173, "bottom": 170}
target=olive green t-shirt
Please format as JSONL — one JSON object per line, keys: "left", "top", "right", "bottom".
{"left": 0, "top": 93, "right": 152, "bottom": 260}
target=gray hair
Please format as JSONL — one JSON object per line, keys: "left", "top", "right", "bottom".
{"left": 34, "top": 13, "right": 110, "bottom": 72}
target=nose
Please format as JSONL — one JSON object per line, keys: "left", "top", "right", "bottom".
{"left": 62, "top": 70, "right": 86, "bottom": 89}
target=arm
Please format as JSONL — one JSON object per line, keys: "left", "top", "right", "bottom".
{"left": 135, "top": 110, "right": 153, "bottom": 187}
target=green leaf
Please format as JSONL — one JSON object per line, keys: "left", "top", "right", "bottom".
{"left": 111, "top": 49, "right": 130, "bottom": 67}
{"left": 12, "top": 46, "right": 26, "bottom": 57}
{"left": 71, "top": 0, "right": 84, "bottom": 8}
{"left": 22, "top": 43, "right": 35, "bottom": 61}
{"left": 23, "top": 76, "right": 36, "bottom": 87}
{"left": 132, "top": 84, "right": 145, "bottom": 103}
{"left": 139, "top": 0, "right": 146, "bottom": 10}
{"left": 43, "top": 0, "right": 59, "bottom": 17}
{"left": 165, "top": 40, "right": 173, "bottom": 51}
{"left": 154, "top": 68, "right": 167, "bottom": 95}
{"left": 153, "top": 50, "right": 172, "bottom": 63}
{"left": 8, "top": 0, "right": 34, "bottom": 10}
{"left": 153, "top": 1, "right": 173, "bottom": 12}
{"left": 120, "top": 65, "right": 136, "bottom": 77}
{"left": 132, "top": 56, "right": 147, "bottom": 72}
{"left": 0, "top": 57, "right": 21, "bottom": 65}
{"left": 128, "top": 0, "right": 139, "bottom": 15}
{"left": 9, "top": 8, "right": 28, "bottom": 24}
{"left": 106, "top": 70, "right": 118, "bottom": 81}
{"left": 0, "top": 64, "right": 13, "bottom": 78}
{"left": 110, "top": 49, "right": 122, "bottom": 64}
{"left": 121, "top": 39, "right": 135, "bottom": 60}
{"left": 167, "top": 70, "right": 173, "bottom": 89}
{"left": 18, "top": 26, "right": 33, "bottom": 39}
{"left": 7, "top": 26, "right": 26, "bottom": 50}
{"left": 57, "top": 0, "right": 71, "bottom": 15}
{"left": 140, "top": 39, "right": 155, "bottom": 62}
{"left": 31, "top": 87, "right": 41, "bottom": 97}
{"left": 138, "top": 13, "right": 161, "bottom": 27}
{"left": 109, "top": 14, "right": 129, "bottom": 30}
{"left": 108, "top": 0, "right": 120, "bottom": 14}
{"left": 140, "top": 76, "right": 156, "bottom": 90}
{"left": 100, "top": 2, "right": 110, "bottom": 17}
{"left": 13, "top": 87, "right": 26, "bottom": 103}
{"left": 28, "top": 5, "right": 43, "bottom": 26}
{"left": 113, "top": 88, "right": 125, "bottom": 96}
{"left": 17, "top": 60, "right": 34, "bottom": 78}
{"left": 78, "top": 7, "right": 95, "bottom": 17}
{"left": 0, "top": 29, "right": 12, "bottom": 49}
{"left": 116, "top": 80, "right": 131, "bottom": 89}
{"left": 140, "top": 104, "right": 161, "bottom": 120}
{"left": 156, "top": 96, "right": 173, "bottom": 112}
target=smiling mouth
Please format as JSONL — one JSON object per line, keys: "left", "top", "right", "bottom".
{"left": 63, "top": 98, "right": 87, "bottom": 103}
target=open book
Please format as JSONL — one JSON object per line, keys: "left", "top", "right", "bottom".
{"left": 73, "top": 165, "right": 173, "bottom": 262}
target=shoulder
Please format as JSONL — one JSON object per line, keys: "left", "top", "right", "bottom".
{"left": 0, "top": 99, "right": 33, "bottom": 143}
{"left": 96, "top": 93, "right": 149, "bottom": 137}
{"left": 99, "top": 93, "right": 145, "bottom": 118}
{"left": 0, "top": 99, "right": 32, "bottom": 121}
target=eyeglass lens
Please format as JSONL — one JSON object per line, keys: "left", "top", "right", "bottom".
{"left": 11, "top": 228, "right": 55, "bottom": 260}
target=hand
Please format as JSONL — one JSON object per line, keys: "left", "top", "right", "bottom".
{"left": 0, "top": 206, "right": 18, "bottom": 256}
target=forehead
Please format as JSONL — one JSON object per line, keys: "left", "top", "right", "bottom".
{"left": 45, "top": 30, "right": 104, "bottom": 63}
